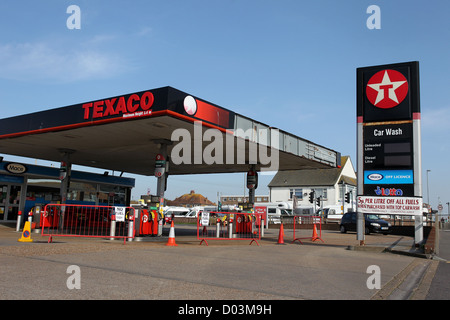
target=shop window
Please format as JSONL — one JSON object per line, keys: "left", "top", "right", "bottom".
{"left": 26, "top": 178, "right": 129, "bottom": 207}
{"left": 98, "top": 184, "right": 127, "bottom": 205}
{"left": 27, "top": 179, "right": 62, "bottom": 203}
{"left": 68, "top": 181, "right": 97, "bottom": 203}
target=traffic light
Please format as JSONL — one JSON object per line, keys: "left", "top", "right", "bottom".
{"left": 309, "top": 191, "right": 314, "bottom": 203}
{"left": 316, "top": 197, "right": 320, "bottom": 207}
{"left": 345, "top": 192, "right": 350, "bottom": 203}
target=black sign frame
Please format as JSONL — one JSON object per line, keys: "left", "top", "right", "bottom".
{"left": 357, "top": 61, "right": 421, "bottom": 198}
{"left": 357, "top": 61, "right": 420, "bottom": 123}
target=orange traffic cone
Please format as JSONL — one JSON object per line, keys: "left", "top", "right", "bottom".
{"left": 311, "top": 224, "right": 319, "bottom": 242}
{"left": 277, "top": 223, "right": 286, "bottom": 245}
{"left": 166, "top": 221, "right": 178, "bottom": 246}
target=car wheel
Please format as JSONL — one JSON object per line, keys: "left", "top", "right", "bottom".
{"left": 340, "top": 225, "right": 346, "bottom": 233}
{"left": 365, "top": 227, "right": 370, "bottom": 235}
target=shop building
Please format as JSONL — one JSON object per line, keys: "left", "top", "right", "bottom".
{"left": 0, "top": 160, "right": 134, "bottom": 222}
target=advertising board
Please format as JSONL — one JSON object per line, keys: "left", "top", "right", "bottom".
{"left": 357, "top": 61, "right": 422, "bottom": 215}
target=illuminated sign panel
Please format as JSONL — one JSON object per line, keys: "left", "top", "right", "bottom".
{"left": 363, "top": 170, "right": 413, "bottom": 185}
{"left": 363, "top": 123, "right": 413, "bottom": 171}
{"left": 356, "top": 61, "right": 422, "bottom": 215}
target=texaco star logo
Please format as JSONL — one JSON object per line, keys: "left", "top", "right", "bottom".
{"left": 366, "top": 69, "right": 408, "bottom": 109}
{"left": 183, "top": 95, "right": 197, "bottom": 116}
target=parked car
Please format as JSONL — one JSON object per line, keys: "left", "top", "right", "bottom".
{"left": 340, "top": 212, "right": 391, "bottom": 235}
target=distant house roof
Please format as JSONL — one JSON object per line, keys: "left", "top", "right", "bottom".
{"left": 268, "top": 156, "right": 356, "bottom": 188}
{"left": 167, "top": 190, "right": 216, "bottom": 207}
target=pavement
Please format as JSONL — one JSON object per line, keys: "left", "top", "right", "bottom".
{"left": 0, "top": 222, "right": 444, "bottom": 302}
{"left": 424, "top": 229, "right": 450, "bottom": 300}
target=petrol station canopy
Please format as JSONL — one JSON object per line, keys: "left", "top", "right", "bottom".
{"left": 0, "top": 86, "right": 340, "bottom": 175}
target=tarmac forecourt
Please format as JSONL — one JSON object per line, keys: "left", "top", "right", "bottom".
{"left": 0, "top": 222, "right": 436, "bottom": 304}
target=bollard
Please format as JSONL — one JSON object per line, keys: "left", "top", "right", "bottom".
{"left": 110, "top": 214, "right": 116, "bottom": 240}
{"left": 252, "top": 216, "right": 256, "bottom": 235}
{"left": 28, "top": 210, "right": 33, "bottom": 224}
{"left": 158, "top": 218, "right": 163, "bottom": 236}
{"left": 127, "top": 216, "right": 134, "bottom": 242}
{"left": 16, "top": 211, "right": 22, "bottom": 232}
{"left": 229, "top": 219, "right": 233, "bottom": 239}
{"left": 261, "top": 219, "right": 264, "bottom": 237}
{"left": 216, "top": 219, "right": 220, "bottom": 238}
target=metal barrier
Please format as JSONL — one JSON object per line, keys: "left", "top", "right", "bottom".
{"left": 197, "top": 212, "right": 262, "bottom": 246}
{"left": 292, "top": 215, "right": 324, "bottom": 244}
{"left": 41, "top": 204, "right": 135, "bottom": 244}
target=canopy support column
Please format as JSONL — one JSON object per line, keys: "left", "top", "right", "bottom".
{"left": 58, "top": 148, "right": 74, "bottom": 231}
{"left": 154, "top": 140, "right": 172, "bottom": 236}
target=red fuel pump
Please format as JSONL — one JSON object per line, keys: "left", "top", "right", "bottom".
{"left": 138, "top": 209, "right": 160, "bottom": 236}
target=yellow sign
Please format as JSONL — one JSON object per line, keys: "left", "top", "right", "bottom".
{"left": 18, "top": 221, "right": 33, "bottom": 243}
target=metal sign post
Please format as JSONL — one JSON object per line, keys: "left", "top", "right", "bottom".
{"left": 356, "top": 61, "right": 422, "bottom": 246}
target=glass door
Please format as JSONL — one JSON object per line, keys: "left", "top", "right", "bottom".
{"left": 0, "top": 185, "right": 6, "bottom": 221}
{"left": 0, "top": 184, "right": 22, "bottom": 221}
{"left": 8, "top": 185, "right": 22, "bottom": 221}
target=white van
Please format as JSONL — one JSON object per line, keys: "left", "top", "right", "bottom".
{"left": 184, "top": 205, "right": 239, "bottom": 220}
{"left": 254, "top": 202, "right": 293, "bottom": 225}
{"left": 184, "top": 206, "right": 204, "bottom": 218}
{"left": 316, "top": 205, "right": 344, "bottom": 221}
{"left": 163, "top": 207, "right": 190, "bottom": 218}
{"left": 276, "top": 201, "right": 315, "bottom": 216}
{"left": 293, "top": 206, "right": 315, "bottom": 216}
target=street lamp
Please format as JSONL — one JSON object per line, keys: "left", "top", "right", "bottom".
{"left": 426, "top": 170, "right": 431, "bottom": 206}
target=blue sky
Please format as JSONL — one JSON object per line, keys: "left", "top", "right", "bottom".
{"left": 0, "top": 1, "right": 449, "bottom": 210}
